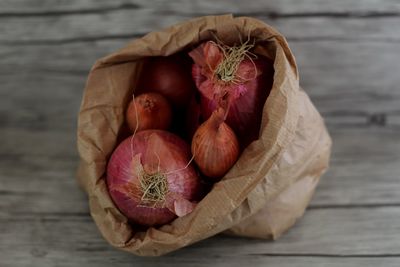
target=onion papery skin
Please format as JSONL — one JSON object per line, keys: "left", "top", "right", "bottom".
{"left": 126, "top": 92, "right": 172, "bottom": 133}
{"left": 107, "top": 130, "right": 201, "bottom": 226}
{"left": 190, "top": 42, "right": 274, "bottom": 148}
{"left": 191, "top": 109, "right": 240, "bottom": 179}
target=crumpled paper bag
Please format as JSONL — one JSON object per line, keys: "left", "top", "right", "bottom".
{"left": 77, "top": 14, "right": 332, "bottom": 256}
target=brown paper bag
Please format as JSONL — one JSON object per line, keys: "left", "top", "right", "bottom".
{"left": 77, "top": 14, "right": 332, "bottom": 256}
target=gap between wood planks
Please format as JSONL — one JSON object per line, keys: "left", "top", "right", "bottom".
{"left": 1, "top": 8, "right": 400, "bottom": 18}
{"left": 1, "top": 8, "right": 400, "bottom": 45}
{"left": 3, "top": 202, "right": 400, "bottom": 223}
{"left": 245, "top": 254, "right": 400, "bottom": 258}
{"left": 3, "top": 203, "right": 400, "bottom": 218}
{"left": 2, "top": 35, "right": 400, "bottom": 46}
{"left": 2, "top": 206, "right": 400, "bottom": 257}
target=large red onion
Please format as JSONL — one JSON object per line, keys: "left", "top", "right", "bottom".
{"left": 107, "top": 130, "right": 202, "bottom": 226}
{"left": 189, "top": 41, "right": 274, "bottom": 148}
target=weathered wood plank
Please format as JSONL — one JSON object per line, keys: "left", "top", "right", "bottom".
{"left": 1, "top": 207, "right": 400, "bottom": 267}
{"left": 1, "top": 124, "right": 399, "bottom": 215}
{"left": 1, "top": 72, "right": 399, "bottom": 210}
{"left": 0, "top": 74, "right": 83, "bottom": 133}
{"left": 1, "top": 13, "right": 400, "bottom": 44}
{"left": 1, "top": 40, "right": 400, "bottom": 213}
{"left": 314, "top": 128, "right": 400, "bottom": 206}
{"left": 1, "top": 252, "right": 400, "bottom": 267}
{"left": 0, "top": 155, "right": 85, "bottom": 214}
{"left": 1, "top": 0, "right": 400, "bottom": 15}
{"left": 2, "top": 40, "right": 400, "bottom": 114}
{"left": 2, "top": 250, "right": 400, "bottom": 267}
{"left": 135, "top": 0, "right": 400, "bottom": 16}
{"left": 1, "top": 1, "right": 399, "bottom": 266}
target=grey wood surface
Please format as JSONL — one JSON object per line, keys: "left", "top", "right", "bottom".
{"left": 1, "top": 1, "right": 400, "bottom": 266}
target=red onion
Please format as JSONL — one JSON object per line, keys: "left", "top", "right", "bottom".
{"left": 189, "top": 41, "right": 274, "bottom": 148}
{"left": 137, "top": 54, "right": 196, "bottom": 110}
{"left": 107, "top": 130, "right": 201, "bottom": 226}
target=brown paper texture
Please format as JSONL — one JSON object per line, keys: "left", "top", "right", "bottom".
{"left": 77, "top": 14, "right": 332, "bottom": 256}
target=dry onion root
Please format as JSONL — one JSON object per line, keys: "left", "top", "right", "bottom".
{"left": 213, "top": 38, "right": 258, "bottom": 84}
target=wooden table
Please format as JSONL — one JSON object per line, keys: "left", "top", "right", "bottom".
{"left": 1, "top": 1, "right": 400, "bottom": 266}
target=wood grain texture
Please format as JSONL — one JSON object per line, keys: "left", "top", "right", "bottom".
{"left": 1, "top": 0, "right": 399, "bottom": 266}
{"left": 2, "top": 40, "right": 400, "bottom": 114}
{"left": 1, "top": 0, "right": 400, "bottom": 14}
{"left": 1, "top": 125, "right": 399, "bottom": 216}
{"left": 1, "top": 207, "right": 400, "bottom": 267}
{"left": 0, "top": 0, "right": 400, "bottom": 43}
{"left": 2, "top": 13, "right": 400, "bottom": 44}
{"left": 1, "top": 70, "right": 399, "bottom": 212}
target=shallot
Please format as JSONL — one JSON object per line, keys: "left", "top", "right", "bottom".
{"left": 191, "top": 108, "right": 239, "bottom": 179}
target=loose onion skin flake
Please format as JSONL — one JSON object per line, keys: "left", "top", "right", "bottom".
{"left": 107, "top": 130, "right": 202, "bottom": 226}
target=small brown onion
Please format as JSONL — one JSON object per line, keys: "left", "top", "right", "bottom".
{"left": 191, "top": 108, "right": 240, "bottom": 179}
{"left": 126, "top": 92, "right": 172, "bottom": 133}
